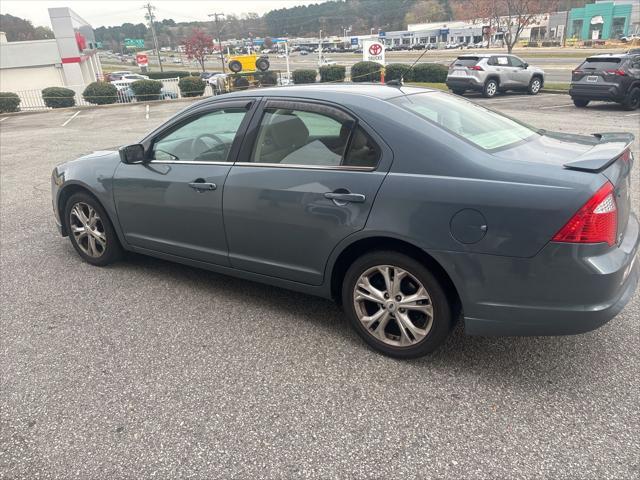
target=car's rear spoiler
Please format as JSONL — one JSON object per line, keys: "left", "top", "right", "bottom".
{"left": 563, "top": 132, "right": 635, "bottom": 172}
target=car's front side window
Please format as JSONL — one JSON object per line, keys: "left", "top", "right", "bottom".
{"left": 249, "top": 105, "right": 380, "bottom": 169}
{"left": 509, "top": 57, "right": 524, "bottom": 68}
{"left": 152, "top": 108, "right": 247, "bottom": 162}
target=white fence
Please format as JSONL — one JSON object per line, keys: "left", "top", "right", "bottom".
{"left": 9, "top": 78, "right": 216, "bottom": 112}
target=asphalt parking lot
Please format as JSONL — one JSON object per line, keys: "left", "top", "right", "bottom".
{"left": 1, "top": 91, "right": 639, "bottom": 479}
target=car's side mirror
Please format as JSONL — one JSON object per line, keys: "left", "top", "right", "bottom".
{"left": 523, "top": 63, "right": 529, "bottom": 69}
{"left": 119, "top": 144, "right": 146, "bottom": 164}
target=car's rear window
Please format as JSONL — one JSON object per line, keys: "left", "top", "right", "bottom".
{"left": 581, "top": 57, "right": 622, "bottom": 70}
{"left": 453, "top": 57, "right": 479, "bottom": 66}
{"left": 390, "top": 92, "right": 538, "bottom": 151}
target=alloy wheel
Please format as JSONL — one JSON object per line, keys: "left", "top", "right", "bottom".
{"left": 486, "top": 81, "right": 497, "bottom": 97}
{"left": 531, "top": 79, "right": 541, "bottom": 93}
{"left": 69, "top": 202, "right": 107, "bottom": 258}
{"left": 353, "top": 265, "right": 434, "bottom": 347}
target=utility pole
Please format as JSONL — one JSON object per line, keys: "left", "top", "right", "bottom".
{"left": 143, "top": 3, "right": 163, "bottom": 72}
{"left": 208, "top": 13, "right": 226, "bottom": 74}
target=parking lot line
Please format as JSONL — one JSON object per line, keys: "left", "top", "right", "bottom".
{"left": 624, "top": 112, "right": 640, "bottom": 117}
{"left": 146, "top": 104, "right": 149, "bottom": 120}
{"left": 0, "top": 117, "right": 8, "bottom": 123}
{"left": 539, "top": 104, "right": 576, "bottom": 109}
{"left": 61, "top": 111, "right": 80, "bottom": 127}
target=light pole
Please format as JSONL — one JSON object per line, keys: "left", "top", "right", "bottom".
{"left": 208, "top": 13, "right": 226, "bottom": 73}
{"left": 318, "top": 29, "right": 322, "bottom": 67}
{"left": 143, "top": 3, "right": 163, "bottom": 72}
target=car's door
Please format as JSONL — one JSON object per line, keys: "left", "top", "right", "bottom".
{"left": 508, "top": 56, "right": 530, "bottom": 87}
{"left": 491, "top": 55, "right": 513, "bottom": 86}
{"left": 112, "top": 99, "right": 255, "bottom": 265}
{"left": 222, "top": 99, "right": 392, "bottom": 285}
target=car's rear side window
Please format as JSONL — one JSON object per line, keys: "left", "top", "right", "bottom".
{"left": 391, "top": 92, "right": 538, "bottom": 151}
{"left": 581, "top": 58, "right": 622, "bottom": 71}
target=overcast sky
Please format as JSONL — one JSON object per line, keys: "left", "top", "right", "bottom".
{"left": 1, "top": 1, "right": 325, "bottom": 28}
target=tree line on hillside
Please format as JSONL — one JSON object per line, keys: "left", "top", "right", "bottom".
{"left": 2, "top": 0, "right": 594, "bottom": 49}
{"left": 0, "top": 14, "right": 54, "bottom": 41}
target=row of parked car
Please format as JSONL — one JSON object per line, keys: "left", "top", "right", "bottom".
{"left": 106, "top": 71, "right": 178, "bottom": 102}
{"left": 445, "top": 50, "right": 640, "bottom": 110}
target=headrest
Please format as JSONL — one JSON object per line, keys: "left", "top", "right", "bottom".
{"left": 269, "top": 113, "right": 309, "bottom": 149}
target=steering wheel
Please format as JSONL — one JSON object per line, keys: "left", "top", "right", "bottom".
{"left": 190, "top": 133, "right": 227, "bottom": 161}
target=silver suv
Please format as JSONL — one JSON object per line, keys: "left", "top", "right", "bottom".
{"left": 446, "top": 54, "right": 545, "bottom": 98}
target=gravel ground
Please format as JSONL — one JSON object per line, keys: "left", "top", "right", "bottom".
{"left": 1, "top": 92, "right": 638, "bottom": 479}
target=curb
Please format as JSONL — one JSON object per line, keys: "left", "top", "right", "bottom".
{"left": 0, "top": 96, "right": 204, "bottom": 117}
{"left": 541, "top": 89, "right": 569, "bottom": 94}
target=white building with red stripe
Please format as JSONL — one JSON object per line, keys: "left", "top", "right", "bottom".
{"left": 0, "top": 7, "right": 102, "bottom": 93}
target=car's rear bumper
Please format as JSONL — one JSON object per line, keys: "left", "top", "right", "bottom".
{"left": 569, "top": 83, "right": 624, "bottom": 102}
{"left": 435, "top": 213, "right": 640, "bottom": 336}
{"left": 446, "top": 77, "right": 483, "bottom": 91}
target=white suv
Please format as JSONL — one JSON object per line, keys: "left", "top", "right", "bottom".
{"left": 446, "top": 54, "right": 546, "bottom": 98}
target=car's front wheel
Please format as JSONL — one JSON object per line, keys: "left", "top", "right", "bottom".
{"left": 482, "top": 79, "right": 498, "bottom": 98}
{"left": 528, "top": 77, "right": 542, "bottom": 95}
{"left": 64, "top": 192, "right": 122, "bottom": 266}
{"left": 342, "top": 251, "right": 453, "bottom": 359}
{"left": 573, "top": 98, "right": 589, "bottom": 108}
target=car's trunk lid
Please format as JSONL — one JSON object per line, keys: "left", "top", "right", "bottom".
{"left": 493, "top": 131, "right": 634, "bottom": 245}
{"left": 572, "top": 57, "right": 625, "bottom": 86}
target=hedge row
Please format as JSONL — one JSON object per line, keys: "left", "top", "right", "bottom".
{"left": 384, "top": 63, "right": 448, "bottom": 83}
{"left": 42, "top": 87, "right": 75, "bottom": 108}
{"left": 0, "top": 92, "right": 21, "bottom": 113}
{"left": 292, "top": 69, "right": 317, "bottom": 84}
{"left": 319, "top": 65, "right": 346, "bottom": 82}
{"left": 147, "top": 70, "right": 200, "bottom": 80}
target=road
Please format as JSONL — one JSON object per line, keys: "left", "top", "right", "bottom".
{"left": 1, "top": 91, "right": 639, "bottom": 479}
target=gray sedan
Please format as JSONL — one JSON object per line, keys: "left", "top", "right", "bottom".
{"left": 51, "top": 85, "right": 639, "bottom": 358}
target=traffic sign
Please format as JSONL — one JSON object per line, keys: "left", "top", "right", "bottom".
{"left": 351, "top": 37, "right": 358, "bottom": 46}
{"left": 136, "top": 53, "right": 148, "bottom": 66}
{"left": 363, "top": 40, "right": 385, "bottom": 65}
{"left": 378, "top": 31, "right": 386, "bottom": 37}
{"left": 124, "top": 38, "right": 145, "bottom": 49}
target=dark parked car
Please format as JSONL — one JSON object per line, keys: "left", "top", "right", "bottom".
{"left": 51, "top": 85, "right": 639, "bottom": 358}
{"left": 570, "top": 53, "right": 640, "bottom": 110}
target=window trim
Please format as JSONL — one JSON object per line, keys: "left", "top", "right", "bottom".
{"left": 143, "top": 99, "right": 255, "bottom": 165}
{"left": 238, "top": 98, "right": 380, "bottom": 171}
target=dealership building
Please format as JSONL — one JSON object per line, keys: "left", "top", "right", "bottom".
{"left": 0, "top": 7, "right": 101, "bottom": 93}
{"left": 568, "top": 1, "right": 638, "bottom": 40}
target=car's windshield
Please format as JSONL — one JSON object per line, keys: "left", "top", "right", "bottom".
{"left": 581, "top": 58, "right": 622, "bottom": 70}
{"left": 390, "top": 92, "right": 538, "bottom": 150}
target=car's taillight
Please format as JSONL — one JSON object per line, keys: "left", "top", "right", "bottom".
{"left": 618, "top": 148, "right": 632, "bottom": 164}
{"left": 552, "top": 182, "right": 617, "bottom": 246}
{"left": 468, "top": 65, "right": 483, "bottom": 71}
{"left": 605, "top": 69, "right": 626, "bottom": 76}
{"left": 572, "top": 69, "right": 583, "bottom": 75}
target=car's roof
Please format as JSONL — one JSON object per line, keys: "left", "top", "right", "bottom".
{"left": 587, "top": 53, "right": 629, "bottom": 59}
{"left": 457, "top": 53, "right": 513, "bottom": 58}
{"left": 206, "top": 83, "right": 437, "bottom": 102}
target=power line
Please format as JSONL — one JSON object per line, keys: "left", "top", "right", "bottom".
{"left": 143, "top": 3, "right": 164, "bottom": 72}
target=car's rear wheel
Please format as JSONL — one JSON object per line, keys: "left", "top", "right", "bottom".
{"left": 573, "top": 98, "right": 589, "bottom": 108}
{"left": 482, "top": 79, "right": 498, "bottom": 98}
{"left": 621, "top": 87, "right": 640, "bottom": 111}
{"left": 342, "top": 251, "right": 453, "bottom": 359}
{"left": 528, "top": 77, "right": 542, "bottom": 95}
{"left": 64, "top": 192, "right": 122, "bottom": 266}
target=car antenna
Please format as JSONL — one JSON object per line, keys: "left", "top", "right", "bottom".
{"left": 387, "top": 47, "right": 432, "bottom": 87}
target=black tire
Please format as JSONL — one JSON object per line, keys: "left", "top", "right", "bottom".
{"left": 451, "top": 89, "right": 465, "bottom": 96}
{"left": 255, "top": 57, "right": 270, "bottom": 72}
{"left": 621, "top": 87, "right": 640, "bottom": 111}
{"left": 573, "top": 98, "right": 589, "bottom": 108}
{"left": 63, "top": 192, "right": 122, "bottom": 266}
{"left": 528, "top": 76, "right": 542, "bottom": 95}
{"left": 482, "top": 78, "right": 498, "bottom": 98}
{"left": 228, "top": 60, "right": 242, "bottom": 73}
{"left": 233, "top": 76, "right": 250, "bottom": 90}
{"left": 341, "top": 250, "right": 453, "bottom": 359}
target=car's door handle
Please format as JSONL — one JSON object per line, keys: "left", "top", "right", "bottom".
{"left": 189, "top": 182, "right": 217, "bottom": 191}
{"left": 324, "top": 192, "right": 366, "bottom": 204}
